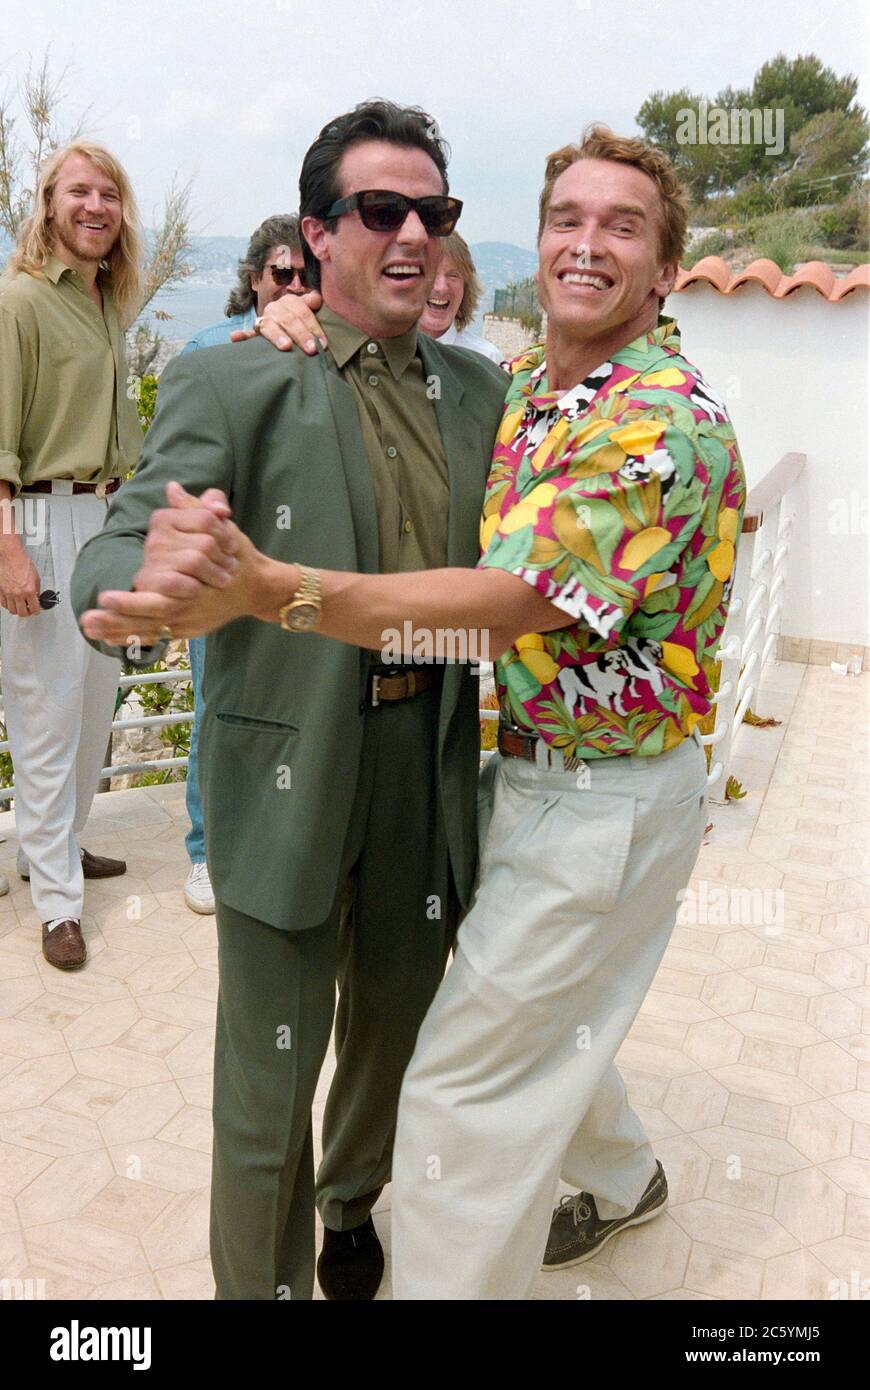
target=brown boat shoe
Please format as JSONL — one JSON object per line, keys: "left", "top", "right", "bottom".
{"left": 21, "top": 848, "right": 127, "bottom": 882}
{"left": 42, "top": 919, "right": 87, "bottom": 970}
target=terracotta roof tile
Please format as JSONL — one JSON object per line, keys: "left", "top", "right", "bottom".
{"left": 731, "top": 258, "right": 787, "bottom": 296}
{"left": 781, "top": 259, "right": 842, "bottom": 298}
{"left": 674, "top": 256, "right": 733, "bottom": 293}
{"left": 673, "top": 255, "right": 868, "bottom": 302}
{"left": 831, "top": 263, "right": 870, "bottom": 301}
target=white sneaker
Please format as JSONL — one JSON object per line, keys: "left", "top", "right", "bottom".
{"left": 0, "top": 873, "right": 8, "bottom": 897}
{"left": 184, "top": 862, "right": 215, "bottom": 915}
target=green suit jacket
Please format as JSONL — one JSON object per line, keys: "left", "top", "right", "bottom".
{"left": 71, "top": 333, "right": 506, "bottom": 931}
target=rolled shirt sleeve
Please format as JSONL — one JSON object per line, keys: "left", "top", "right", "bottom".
{"left": 0, "top": 304, "right": 30, "bottom": 490}
{"left": 478, "top": 418, "right": 706, "bottom": 642}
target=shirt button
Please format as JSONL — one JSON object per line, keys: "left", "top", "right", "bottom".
{"left": 386, "top": 446, "right": 398, "bottom": 458}
{"left": 403, "top": 519, "right": 413, "bottom": 533}
{"left": 366, "top": 342, "right": 378, "bottom": 355}
{"left": 368, "top": 375, "right": 379, "bottom": 387}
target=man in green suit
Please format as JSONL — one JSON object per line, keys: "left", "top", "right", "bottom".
{"left": 71, "top": 100, "right": 506, "bottom": 1301}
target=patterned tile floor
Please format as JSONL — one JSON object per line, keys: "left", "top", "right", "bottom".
{"left": 0, "top": 660, "right": 867, "bottom": 1301}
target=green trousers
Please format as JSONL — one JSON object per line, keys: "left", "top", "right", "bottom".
{"left": 209, "top": 683, "right": 456, "bottom": 1299}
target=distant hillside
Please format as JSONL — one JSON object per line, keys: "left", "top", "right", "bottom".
{"left": 156, "top": 234, "right": 538, "bottom": 308}
{"left": 1, "top": 231, "right": 537, "bottom": 312}
{"left": 465, "top": 241, "right": 538, "bottom": 308}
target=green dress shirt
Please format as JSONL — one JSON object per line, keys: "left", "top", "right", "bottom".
{"left": 317, "top": 304, "right": 449, "bottom": 573}
{"left": 0, "top": 255, "right": 142, "bottom": 492}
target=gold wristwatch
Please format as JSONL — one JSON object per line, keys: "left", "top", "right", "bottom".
{"left": 279, "top": 565, "right": 322, "bottom": 632}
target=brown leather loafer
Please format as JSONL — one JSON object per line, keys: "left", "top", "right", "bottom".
{"left": 42, "top": 919, "right": 87, "bottom": 970}
{"left": 80, "top": 848, "right": 127, "bottom": 879}
{"left": 21, "top": 848, "right": 127, "bottom": 882}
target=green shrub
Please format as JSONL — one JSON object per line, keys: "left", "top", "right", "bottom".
{"left": 136, "top": 374, "right": 159, "bottom": 433}
{"left": 747, "top": 209, "right": 816, "bottom": 271}
{"left": 717, "top": 181, "right": 778, "bottom": 222}
{"left": 0, "top": 729, "right": 12, "bottom": 792}
{"left": 815, "top": 186, "right": 870, "bottom": 249}
{"left": 116, "top": 655, "right": 194, "bottom": 787}
{"left": 683, "top": 229, "right": 731, "bottom": 267}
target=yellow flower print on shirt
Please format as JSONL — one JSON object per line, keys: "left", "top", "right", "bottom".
{"left": 660, "top": 641, "right": 700, "bottom": 688}
{"left": 515, "top": 633, "right": 560, "bottom": 685}
{"left": 609, "top": 421, "right": 668, "bottom": 455}
{"left": 498, "top": 483, "right": 559, "bottom": 535}
{"left": 639, "top": 368, "right": 686, "bottom": 388}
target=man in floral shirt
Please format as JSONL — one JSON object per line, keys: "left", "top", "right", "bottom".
{"left": 480, "top": 315, "right": 742, "bottom": 760}
{"left": 80, "top": 126, "right": 745, "bottom": 1300}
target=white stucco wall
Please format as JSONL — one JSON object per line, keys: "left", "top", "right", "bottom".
{"left": 668, "top": 284, "right": 869, "bottom": 648}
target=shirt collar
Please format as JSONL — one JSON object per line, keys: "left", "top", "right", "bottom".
{"left": 318, "top": 302, "right": 419, "bottom": 380}
{"left": 43, "top": 254, "right": 112, "bottom": 292}
{"left": 43, "top": 255, "right": 73, "bottom": 284}
{"left": 523, "top": 319, "right": 681, "bottom": 414}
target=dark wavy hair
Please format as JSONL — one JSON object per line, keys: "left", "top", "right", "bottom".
{"left": 225, "top": 214, "right": 301, "bottom": 316}
{"left": 298, "top": 99, "right": 451, "bottom": 290}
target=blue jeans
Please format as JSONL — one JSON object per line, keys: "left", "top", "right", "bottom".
{"left": 185, "top": 636, "right": 206, "bottom": 864}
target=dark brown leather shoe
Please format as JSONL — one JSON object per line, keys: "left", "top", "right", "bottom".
{"left": 79, "top": 848, "right": 127, "bottom": 879}
{"left": 42, "top": 919, "right": 87, "bottom": 970}
{"left": 22, "top": 848, "right": 128, "bottom": 882}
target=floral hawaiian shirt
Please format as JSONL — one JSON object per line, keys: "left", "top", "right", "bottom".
{"left": 477, "top": 319, "right": 746, "bottom": 758}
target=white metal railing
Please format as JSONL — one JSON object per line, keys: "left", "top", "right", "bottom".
{"left": 0, "top": 666, "right": 193, "bottom": 802}
{"left": 700, "top": 452, "right": 806, "bottom": 799}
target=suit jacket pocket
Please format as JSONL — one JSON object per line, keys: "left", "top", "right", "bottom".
{"left": 216, "top": 711, "right": 299, "bottom": 734}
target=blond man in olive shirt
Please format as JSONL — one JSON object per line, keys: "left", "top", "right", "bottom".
{"left": 0, "top": 141, "right": 141, "bottom": 970}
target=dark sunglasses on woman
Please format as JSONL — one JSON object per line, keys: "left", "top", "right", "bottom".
{"left": 325, "top": 189, "right": 463, "bottom": 237}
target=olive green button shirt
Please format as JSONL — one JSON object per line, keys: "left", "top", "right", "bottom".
{"left": 0, "top": 255, "right": 142, "bottom": 492}
{"left": 318, "top": 304, "right": 449, "bottom": 573}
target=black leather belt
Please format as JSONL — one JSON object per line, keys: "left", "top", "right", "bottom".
{"left": 20, "top": 478, "right": 121, "bottom": 497}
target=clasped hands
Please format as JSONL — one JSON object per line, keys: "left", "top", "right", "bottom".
{"left": 80, "top": 482, "right": 285, "bottom": 650}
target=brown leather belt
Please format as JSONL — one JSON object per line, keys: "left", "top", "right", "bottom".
{"left": 19, "top": 478, "right": 121, "bottom": 497}
{"left": 497, "top": 722, "right": 588, "bottom": 772}
{"left": 367, "top": 665, "right": 438, "bottom": 707}
{"left": 497, "top": 724, "right": 539, "bottom": 762}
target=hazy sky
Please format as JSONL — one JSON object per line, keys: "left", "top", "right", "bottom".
{"left": 3, "top": 0, "right": 867, "bottom": 248}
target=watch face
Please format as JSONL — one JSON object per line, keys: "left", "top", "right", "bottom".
{"left": 287, "top": 603, "right": 318, "bottom": 631}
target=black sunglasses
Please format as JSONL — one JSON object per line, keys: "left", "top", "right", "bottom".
{"left": 324, "top": 189, "right": 463, "bottom": 237}
{"left": 265, "top": 263, "right": 308, "bottom": 287}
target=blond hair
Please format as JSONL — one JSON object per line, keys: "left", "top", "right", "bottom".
{"left": 440, "top": 231, "right": 483, "bottom": 331}
{"left": 8, "top": 141, "right": 144, "bottom": 326}
{"left": 537, "top": 124, "right": 689, "bottom": 267}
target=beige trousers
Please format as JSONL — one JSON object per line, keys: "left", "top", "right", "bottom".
{"left": 1, "top": 491, "right": 120, "bottom": 922}
{"left": 391, "top": 729, "right": 708, "bottom": 1300}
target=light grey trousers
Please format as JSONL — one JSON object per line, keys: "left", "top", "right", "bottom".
{"left": 391, "top": 729, "right": 709, "bottom": 1300}
{"left": 1, "top": 491, "right": 120, "bottom": 922}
